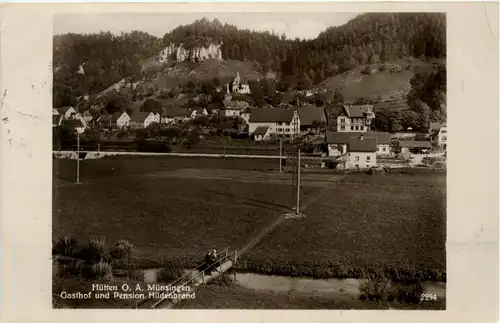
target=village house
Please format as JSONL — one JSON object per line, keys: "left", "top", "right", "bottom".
{"left": 161, "top": 107, "right": 191, "bottom": 125}
{"left": 249, "top": 107, "right": 300, "bottom": 140}
{"left": 336, "top": 134, "right": 377, "bottom": 170}
{"left": 325, "top": 131, "right": 391, "bottom": 157}
{"left": 129, "top": 111, "right": 160, "bottom": 129}
{"left": 297, "top": 106, "right": 327, "bottom": 132}
{"left": 190, "top": 107, "right": 208, "bottom": 119}
{"left": 337, "top": 104, "right": 375, "bottom": 132}
{"left": 429, "top": 122, "right": 447, "bottom": 149}
{"left": 221, "top": 100, "right": 249, "bottom": 117}
{"left": 98, "top": 111, "right": 130, "bottom": 129}
{"left": 57, "top": 106, "right": 78, "bottom": 120}
{"left": 52, "top": 108, "right": 60, "bottom": 116}
{"left": 252, "top": 126, "right": 272, "bottom": 142}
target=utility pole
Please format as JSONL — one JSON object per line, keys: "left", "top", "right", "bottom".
{"left": 76, "top": 132, "right": 80, "bottom": 184}
{"left": 296, "top": 147, "right": 301, "bottom": 213}
{"left": 279, "top": 137, "right": 283, "bottom": 173}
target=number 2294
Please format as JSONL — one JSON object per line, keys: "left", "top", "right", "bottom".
{"left": 420, "top": 293, "right": 438, "bottom": 301}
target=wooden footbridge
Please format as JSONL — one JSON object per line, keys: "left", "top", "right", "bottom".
{"left": 134, "top": 213, "right": 288, "bottom": 309}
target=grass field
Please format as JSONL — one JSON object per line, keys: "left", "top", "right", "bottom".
{"left": 53, "top": 156, "right": 446, "bottom": 280}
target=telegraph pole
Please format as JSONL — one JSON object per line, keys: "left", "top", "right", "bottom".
{"left": 76, "top": 132, "right": 81, "bottom": 184}
{"left": 296, "top": 147, "right": 301, "bottom": 212}
{"left": 279, "top": 137, "right": 283, "bottom": 173}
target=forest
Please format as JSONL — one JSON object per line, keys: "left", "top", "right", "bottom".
{"left": 53, "top": 13, "right": 445, "bottom": 101}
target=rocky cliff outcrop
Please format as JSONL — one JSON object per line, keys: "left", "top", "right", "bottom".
{"left": 158, "top": 43, "right": 223, "bottom": 63}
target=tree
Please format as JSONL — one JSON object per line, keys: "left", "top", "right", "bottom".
{"left": 102, "top": 90, "right": 131, "bottom": 114}
{"left": 298, "top": 73, "right": 313, "bottom": 90}
{"left": 248, "top": 80, "right": 265, "bottom": 107}
{"left": 141, "top": 98, "right": 163, "bottom": 114}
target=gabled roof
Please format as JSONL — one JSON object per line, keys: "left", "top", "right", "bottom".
{"left": 162, "top": 107, "right": 191, "bottom": 118}
{"left": 130, "top": 111, "right": 154, "bottom": 122}
{"left": 325, "top": 131, "right": 390, "bottom": 145}
{"left": 57, "top": 106, "right": 76, "bottom": 114}
{"left": 399, "top": 140, "right": 432, "bottom": 148}
{"left": 249, "top": 107, "right": 294, "bottom": 123}
{"left": 348, "top": 137, "right": 377, "bottom": 152}
{"left": 298, "top": 106, "right": 326, "bottom": 126}
{"left": 342, "top": 105, "right": 374, "bottom": 118}
{"left": 111, "top": 111, "right": 126, "bottom": 121}
{"left": 430, "top": 122, "right": 446, "bottom": 131}
{"left": 253, "top": 126, "right": 270, "bottom": 136}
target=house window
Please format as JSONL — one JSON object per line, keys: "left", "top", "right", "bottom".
{"left": 285, "top": 129, "right": 290, "bottom": 132}
{"left": 442, "top": 136, "right": 447, "bottom": 141}
{"left": 277, "top": 122, "right": 282, "bottom": 126}
{"left": 355, "top": 126, "right": 359, "bottom": 130}
{"left": 366, "top": 156, "right": 371, "bottom": 161}
{"left": 277, "top": 128, "right": 283, "bottom": 132}
{"left": 340, "top": 118, "right": 345, "bottom": 123}
{"left": 355, "top": 156, "right": 359, "bottom": 161}
{"left": 285, "top": 122, "right": 290, "bottom": 126}
{"left": 383, "top": 147, "right": 386, "bottom": 152}
{"left": 351, "top": 126, "right": 354, "bottom": 130}
{"left": 340, "top": 125, "right": 345, "bottom": 130}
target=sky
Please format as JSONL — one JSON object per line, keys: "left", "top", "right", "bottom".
{"left": 54, "top": 12, "right": 359, "bottom": 40}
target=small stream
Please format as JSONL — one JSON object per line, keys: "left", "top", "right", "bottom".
{"left": 142, "top": 269, "right": 446, "bottom": 299}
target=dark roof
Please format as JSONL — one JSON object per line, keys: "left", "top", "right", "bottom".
{"left": 253, "top": 126, "right": 270, "bottom": 136}
{"left": 298, "top": 106, "right": 326, "bottom": 126}
{"left": 62, "top": 119, "right": 84, "bottom": 128}
{"left": 57, "top": 106, "right": 75, "bottom": 114}
{"left": 343, "top": 105, "right": 374, "bottom": 118}
{"left": 111, "top": 111, "right": 126, "bottom": 121}
{"left": 249, "top": 107, "right": 294, "bottom": 123}
{"left": 325, "top": 131, "right": 390, "bottom": 145}
{"left": 162, "top": 107, "right": 191, "bottom": 118}
{"left": 399, "top": 140, "right": 432, "bottom": 148}
{"left": 348, "top": 137, "right": 377, "bottom": 152}
{"left": 430, "top": 122, "right": 446, "bottom": 131}
{"left": 130, "top": 111, "right": 153, "bottom": 122}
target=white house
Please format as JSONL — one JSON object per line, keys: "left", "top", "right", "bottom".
{"left": 57, "top": 106, "right": 78, "bottom": 120}
{"left": 337, "top": 105, "right": 375, "bottom": 132}
{"left": 161, "top": 107, "right": 191, "bottom": 125}
{"left": 325, "top": 131, "right": 391, "bottom": 157}
{"left": 337, "top": 135, "right": 377, "bottom": 170}
{"left": 130, "top": 111, "right": 160, "bottom": 129}
{"left": 249, "top": 107, "right": 300, "bottom": 140}
{"left": 190, "top": 107, "right": 208, "bottom": 119}
{"left": 429, "top": 122, "right": 447, "bottom": 149}
{"left": 98, "top": 111, "right": 130, "bottom": 129}
{"left": 221, "top": 100, "right": 249, "bottom": 117}
{"left": 253, "top": 126, "right": 272, "bottom": 141}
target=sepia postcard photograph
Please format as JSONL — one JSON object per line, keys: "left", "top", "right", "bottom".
{"left": 51, "top": 11, "right": 447, "bottom": 310}
{"left": 0, "top": 2, "right": 498, "bottom": 323}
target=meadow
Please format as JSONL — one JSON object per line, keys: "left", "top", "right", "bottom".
{"left": 53, "top": 156, "right": 446, "bottom": 281}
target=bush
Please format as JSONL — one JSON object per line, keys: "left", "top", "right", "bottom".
{"left": 77, "top": 237, "right": 106, "bottom": 265}
{"left": 53, "top": 236, "right": 78, "bottom": 257}
{"left": 358, "top": 270, "right": 391, "bottom": 301}
{"left": 86, "top": 261, "right": 113, "bottom": 280}
{"left": 390, "top": 280, "right": 424, "bottom": 304}
{"left": 109, "top": 240, "right": 135, "bottom": 269}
